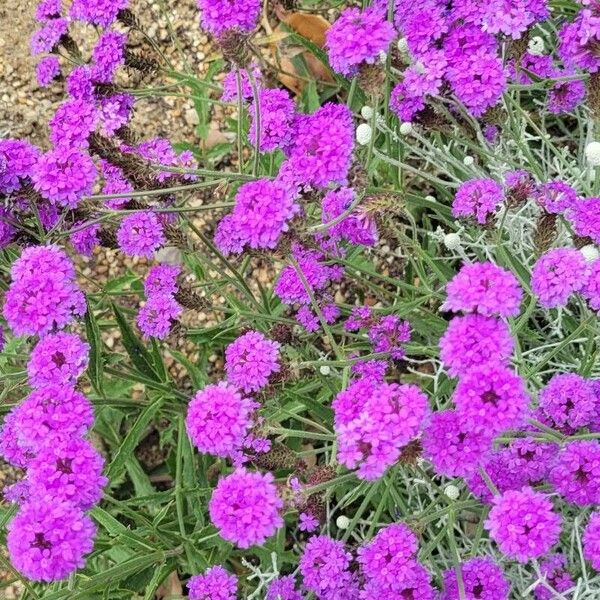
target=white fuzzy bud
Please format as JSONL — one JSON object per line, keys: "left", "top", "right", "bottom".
{"left": 361, "top": 105, "right": 374, "bottom": 120}
{"left": 379, "top": 50, "right": 387, "bottom": 64}
{"left": 319, "top": 365, "right": 331, "bottom": 376}
{"left": 463, "top": 156, "right": 475, "bottom": 166}
{"left": 580, "top": 244, "right": 600, "bottom": 263}
{"left": 397, "top": 38, "right": 409, "bottom": 53}
{"left": 399, "top": 122, "right": 413, "bottom": 135}
{"left": 336, "top": 515, "right": 350, "bottom": 529}
{"left": 528, "top": 36, "right": 545, "bottom": 56}
{"left": 444, "top": 484, "right": 460, "bottom": 501}
{"left": 586, "top": 142, "right": 600, "bottom": 166}
{"left": 443, "top": 232, "right": 462, "bottom": 250}
{"left": 356, "top": 123, "right": 373, "bottom": 146}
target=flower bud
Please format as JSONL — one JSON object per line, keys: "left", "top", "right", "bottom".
{"left": 356, "top": 123, "right": 373, "bottom": 146}
{"left": 585, "top": 141, "right": 600, "bottom": 167}
{"left": 444, "top": 484, "right": 460, "bottom": 501}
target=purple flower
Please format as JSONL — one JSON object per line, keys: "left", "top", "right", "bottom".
{"left": 221, "top": 65, "right": 261, "bottom": 102}
{"left": 299, "top": 535, "right": 358, "bottom": 600}
{"left": 97, "top": 93, "right": 135, "bottom": 136}
{"left": 28, "top": 437, "right": 107, "bottom": 510}
{"left": 558, "top": 16, "right": 600, "bottom": 74}
{"left": 534, "top": 554, "right": 575, "bottom": 600}
{"left": 535, "top": 180, "right": 578, "bottom": 214}
{"left": 137, "top": 294, "right": 182, "bottom": 339}
{"left": 70, "top": 221, "right": 101, "bottom": 257}
{"left": 208, "top": 469, "right": 283, "bottom": 548}
{"left": 36, "top": 56, "right": 61, "bottom": 87}
{"left": 33, "top": 147, "right": 97, "bottom": 208}
{"left": 390, "top": 81, "right": 426, "bottom": 122}
{"left": 402, "top": 49, "right": 447, "bottom": 97}
{"left": 321, "top": 188, "right": 378, "bottom": 246}
{"left": 144, "top": 264, "right": 181, "bottom": 296}
{"left": 531, "top": 247, "right": 588, "bottom": 308}
{"left": 91, "top": 31, "right": 127, "bottom": 84}
{"left": 326, "top": 6, "right": 395, "bottom": 76}
{"left": 197, "top": 0, "right": 261, "bottom": 36}
{"left": 444, "top": 22, "right": 497, "bottom": 64}
{"left": 443, "top": 261, "right": 523, "bottom": 317}
{"left": 27, "top": 332, "right": 89, "bottom": 389}
{"left": 452, "top": 178, "right": 504, "bottom": 224}
{"left": 367, "top": 315, "right": 410, "bottom": 360}
{"left": 117, "top": 211, "right": 165, "bottom": 257}
{"left": 361, "top": 562, "right": 435, "bottom": 599}
{"left": 441, "top": 557, "right": 509, "bottom": 600}
{"left": 36, "top": 0, "right": 62, "bottom": 20}
{"left": 485, "top": 488, "right": 561, "bottom": 562}
{"left": 70, "top": 0, "right": 130, "bottom": 26}
{"left": 482, "top": 0, "right": 548, "bottom": 38}
{"left": 539, "top": 373, "right": 597, "bottom": 430}
{"left": 298, "top": 512, "right": 319, "bottom": 532}
{"left": 186, "top": 382, "right": 257, "bottom": 458}
{"left": 266, "top": 575, "right": 303, "bottom": 600}
{"left": 225, "top": 331, "right": 281, "bottom": 393}
{"left": 549, "top": 440, "right": 600, "bottom": 506}
{"left": 0, "top": 139, "right": 41, "bottom": 194}
{"left": 547, "top": 79, "right": 586, "bottom": 114}
{"left": 66, "top": 65, "right": 95, "bottom": 102}
{"left": 249, "top": 88, "right": 296, "bottom": 153}
{"left": 400, "top": 4, "right": 449, "bottom": 57}
{"left": 583, "top": 512, "right": 600, "bottom": 571}
{"left": 453, "top": 364, "right": 530, "bottom": 435}
{"left": 49, "top": 99, "right": 97, "bottom": 149}
{"left": 30, "top": 18, "right": 68, "bottom": 54}
{"left": 567, "top": 197, "right": 600, "bottom": 244}
{"left": 422, "top": 409, "right": 492, "bottom": 477}
{"left": 583, "top": 259, "right": 600, "bottom": 311}
{"left": 188, "top": 565, "right": 237, "bottom": 600}
{"left": 101, "top": 161, "right": 134, "bottom": 208}
{"left": 7, "top": 500, "right": 96, "bottom": 581}
{"left": 285, "top": 103, "right": 354, "bottom": 188}
{"left": 439, "top": 314, "right": 514, "bottom": 377}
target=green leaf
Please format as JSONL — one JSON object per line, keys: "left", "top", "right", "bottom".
{"left": 84, "top": 300, "right": 104, "bottom": 395}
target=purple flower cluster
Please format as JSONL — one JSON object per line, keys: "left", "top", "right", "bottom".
{"left": 452, "top": 178, "right": 504, "bottom": 224}
{"left": 534, "top": 554, "right": 575, "bottom": 600}
{"left": 321, "top": 188, "right": 378, "bottom": 246}
{"left": 197, "top": 0, "right": 261, "bottom": 37}
{"left": 117, "top": 211, "right": 165, "bottom": 258}
{"left": 549, "top": 441, "right": 600, "bottom": 506}
{"left": 249, "top": 88, "right": 297, "bottom": 153}
{"left": 441, "top": 557, "right": 509, "bottom": 600}
{"left": 584, "top": 512, "right": 600, "bottom": 571}
{"left": 188, "top": 565, "right": 237, "bottom": 600}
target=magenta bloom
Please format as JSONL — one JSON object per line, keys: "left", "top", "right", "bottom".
{"left": 27, "top": 332, "right": 89, "bottom": 389}
{"left": 137, "top": 294, "right": 182, "bottom": 339}
{"left": 362, "top": 562, "right": 435, "bottom": 599}
{"left": 547, "top": 79, "right": 586, "bottom": 114}
{"left": 186, "top": 382, "right": 257, "bottom": 458}
{"left": 299, "top": 535, "right": 357, "bottom": 599}
{"left": 367, "top": 315, "right": 411, "bottom": 360}
{"left": 266, "top": 575, "right": 303, "bottom": 600}
{"left": 90, "top": 30, "right": 126, "bottom": 83}
{"left": 117, "top": 211, "right": 165, "bottom": 257}
{"left": 7, "top": 500, "right": 96, "bottom": 582}
{"left": 443, "top": 261, "right": 523, "bottom": 317}
{"left": 36, "top": 56, "right": 61, "bottom": 87}
{"left": 399, "top": 3, "right": 449, "bottom": 57}
{"left": 326, "top": 6, "right": 395, "bottom": 76}
{"left": 97, "top": 93, "right": 135, "bottom": 136}
{"left": 535, "top": 180, "right": 578, "bottom": 214}
{"left": 583, "top": 512, "right": 600, "bottom": 571}
{"left": 28, "top": 437, "right": 107, "bottom": 510}
{"left": 549, "top": 441, "right": 600, "bottom": 506}
{"left": 539, "top": 373, "right": 597, "bottom": 430}
{"left": 568, "top": 197, "right": 600, "bottom": 244}
{"left": 30, "top": 18, "right": 68, "bottom": 54}
{"left": 452, "top": 178, "right": 504, "bottom": 224}
{"left": 249, "top": 88, "right": 297, "bottom": 153}
{"left": 333, "top": 377, "right": 379, "bottom": 427}
{"left": 197, "top": 0, "right": 261, "bottom": 36}
{"left": 453, "top": 364, "right": 530, "bottom": 435}
{"left": 0, "top": 139, "right": 40, "bottom": 194}
{"left": 32, "top": 147, "right": 97, "bottom": 208}
{"left": 36, "top": 0, "right": 62, "bottom": 19}
{"left": 390, "top": 81, "right": 426, "bottom": 122}
{"left": 422, "top": 410, "right": 492, "bottom": 477}
{"left": 70, "top": 0, "right": 130, "bottom": 26}
{"left": 531, "top": 247, "right": 588, "bottom": 308}
{"left": 70, "top": 221, "right": 101, "bottom": 257}
{"left": 485, "top": 488, "right": 561, "bottom": 562}
{"left": 583, "top": 259, "right": 600, "bottom": 312}
{"left": 225, "top": 331, "right": 281, "bottom": 393}
{"left": 66, "top": 65, "right": 95, "bottom": 102}
{"left": 49, "top": 99, "right": 97, "bottom": 149}
{"left": 441, "top": 557, "right": 509, "bottom": 600}
{"left": 209, "top": 470, "right": 283, "bottom": 548}
{"left": 221, "top": 65, "right": 262, "bottom": 102}
{"left": 534, "top": 554, "right": 575, "bottom": 600}
{"left": 144, "top": 264, "right": 181, "bottom": 296}
{"left": 439, "top": 314, "right": 514, "bottom": 377}
{"left": 188, "top": 565, "right": 237, "bottom": 600}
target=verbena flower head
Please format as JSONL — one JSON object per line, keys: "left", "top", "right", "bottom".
{"left": 186, "top": 382, "right": 257, "bottom": 458}
{"left": 101, "top": 161, "right": 134, "bottom": 208}
{"left": 225, "top": 331, "right": 281, "bottom": 393}
{"left": 221, "top": 65, "right": 261, "bottom": 102}
{"left": 539, "top": 373, "right": 597, "bottom": 430}
{"left": 442, "top": 261, "right": 523, "bottom": 317}
{"left": 361, "top": 562, "right": 435, "bottom": 599}
{"left": 390, "top": 81, "right": 426, "bottom": 122}
{"left": 27, "top": 332, "right": 89, "bottom": 389}
{"left": 485, "top": 487, "right": 561, "bottom": 562}
{"left": 30, "top": 18, "right": 68, "bottom": 54}
{"left": 583, "top": 512, "right": 600, "bottom": 571}
{"left": 197, "top": 0, "right": 261, "bottom": 36}
{"left": 321, "top": 188, "right": 378, "bottom": 246}
{"left": 547, "top": 79, "right": 586, "bottom": 114}
{"left": 558, "top": 16, "right": 600, "bottom": 73}
{"left": 7, "top": 500, "right": 96, "bottom": 582}
{"left": 535, "top": 180, "right": 578, "bottom": 214}
{"left": 452, "top": 178, "right": 504, "bottom": 224}
{"left": 208, "top": 469, "right": 283, "bottom": 548}
{"left": 441, "top": 557, "right": 510, "bottom": 600}
{"left": 534, "top": 554, "right": 575, "bottom": 600}
{"left": 66, "top": 65, "right": 95, "bottom": 102}
{"left": 32, "top": 147, "right": 97, "bottom": 208}
{"left": 299, "top": 535, "right": 357, "bottom": 599}
{"left": 36, "top": 0, "right": 62, "bottom": 20}
{"left": 333, "top": 377, "right": 379, "bottom": 427}
{"left": 36, "top": 56, "right": 61, "bottom": 87}
{"left": 188, "top": 565, "right": 237, "bottom": 600}
{"left": 567, "top": 197, "right": 600, "bottom": 244}
{"left": 117, "top": 211, "right": 165, "bottom": 257}
{"left": 452, "top": 364, "right": 530, "bottom": 435}
{"left": 285, "top": 103, "right": 354, "bottom": 188}
{"left": 70, "top": 221, "right": 101, "bottom": 257}
{"left": 0, "top": 139, "right": 41, "bottom": 194}
{"left": 144, "top": 264, "right": 181, "bottom": 296}
{"left": 399, "top": 3, "right": 449, "bottom": 57}
{"left": 549, "top": 440, "right": 600, "bottom": 506}
{"left": 422, "top": 409, "right": 492, "bottom": 477}
{"left": 137, "top": 294, "right": 182, "bottom": 339}
{"left": 266, "top": 575, "right": 303, "bottom": 600}
{"left": 70, "top": 0, "right": 130, "bottom": 26}
{"left": 582, "top": 259, "right": 600, "bottom": 312}
{"left": 49, "top": 99, "right": 97, "bottom": 149}
{"left": 531, "top": 247, "right": 588, "bottom": 308}
{"left": 97, "top": 93, "right": 135, "bottom": 136}
{"left": 368, "top": 315, "right": 411, "bottom": 360}
{"left": 482, "top": 0, "right": 548, "bottom": 38}
{"left": 28, "top": 437, "right": 107, "bottom": 510}
{"left": 326, "top": 6, "right": 396, "bottom": 76}
{"left": 249, "top": 88, "right": 296, "bottom": 153}
{"left": 439, "top": 314, "right": 514, "bottom": 377}
{"left": 90, "top": 30, "right": 127, "bottom": 84}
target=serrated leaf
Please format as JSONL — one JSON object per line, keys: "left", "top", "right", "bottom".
{"left": 84, "top": 300, "right": 104, "bottom": 395}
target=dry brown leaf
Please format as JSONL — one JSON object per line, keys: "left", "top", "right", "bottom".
{"left": 283, "top": 13, "right": 330, "bottom": 47}
{"left": 156, "top": 571, "right": 183, "bottom": 599}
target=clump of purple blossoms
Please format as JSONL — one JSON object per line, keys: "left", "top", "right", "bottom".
{"left": 442, "top": 261, "right": 523, "bottom": 317}
{"left": 321, "top": 188, "right": 378, "bottom": 246}
{"left": 326, "top": 6, "right": 395, "bottom": 76}
{"left": 567, "top": 197, "right": 600, "bottom": 244}
{"left": 535, "top": 180, "right": 578, "bottom": 214}
{"left": 30, "top": 18, "right": 68, "bottom": 55}
{"left": 534, "top": 554, "right": 575, "bottom": 600}
{"left": 97, "top": 93, "right": 135, "bottom": 136}
{"left": 547, "top": 79, "right": 586, "bottom": 114}
{"left": 186, "top": 382, "right": 258, "bottom": 458}
{"left": 197, "top": 0, "right": 261, "bottom": 37}
{"left": 583, "top": 512, "right": 600, "bottom": 571}
{"left": 0, "top": 139, "right": 40, "bottom": 194}
{"left": 27, "top": 332, "right": 89, "bottom": 389}
{"left": 582, "top": 259, "right": 600, "bottom": 311}
{"left": 485, "top": 487, "right": 561, "bottom": 562}
{"left": 266, "top": 575, "right": 303, "bottom": 600}
{"left": 70, "top": 221, "right": 101, "bottom": 257}
{"left": 539, "top": 373, "right": 597, "bottom": 430}
{"left": 249, "top": 88, "right": 296, "bottom": 153}
{"left": 441, "top": 557, "right": 510, "bottom": 600}
{"left": 225, "top": 331, "right": 281, "bottom": 393}
{"left": 137, "top": 294, "right": 182, "bottom": 339}
{"left": 221, "top": 65, "right": 261, "bottom": 102}
{"left": 531, "top": 247, "right": 588, "bottom": 308}
{"left": 7, "top": 500, "right": 96, "bottom": 581}
{"left": 117, "top": 211, "right": 165, "bottom": 257}
{"left": 66, "top": 65, "right": 95, "bottom": 102}
{"left": 188, "top": 565, "right": 237, "bottom": 600}
{"left": 558, "top": 15, "right": 600, "bottom": 74}
{"left": 208, "top": 470, "right": 283, "bottom": 548}
{"left": 36, "top": 56, "right": 61, "bottom": 87}
{"left": 90, "top": 30, "right": 127, "bottom": 84}
{"left": 32, "top": 147, "right": 97, "bottom": 208}
{"left": 49, "top": 99, "right": 97, "bottom": 149}
{"left": 36, "top": 0, "right": 62, "bottom": 20}
{"left": 439, "top": 314, "right": 514, "bottom": 377}
{"left": 70, "top": 0, "right": 130, "bottom": 27}
{"left": 144, "top": 264, "right": 181, "bottom": 296}
{"left": 549, "top": 440, "right": 600, "bottom": 506}
{"left": 452, "top": 178, "right": 504, "bottom": 224}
